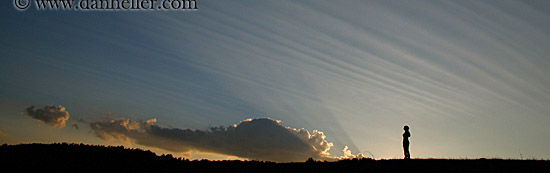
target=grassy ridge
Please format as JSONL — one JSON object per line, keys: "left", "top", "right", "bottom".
{"left": 1, "top": 143, "right": 549, "bottom": 172}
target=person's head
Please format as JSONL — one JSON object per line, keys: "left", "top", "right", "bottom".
{"left": 404, "top": 125, "right": 409, "bottom": 131}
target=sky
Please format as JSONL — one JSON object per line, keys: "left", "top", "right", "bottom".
{"left": 1, "top": 0, "right": 550, "bottom": 161}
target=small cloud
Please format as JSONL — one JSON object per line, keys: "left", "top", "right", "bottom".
{"left": 0, "top": 130, "right": 20, "bottom": 144}
{"left": 25, "top": 105, "right": 70, "bottom": 128}
{"left": 336, "top": 146, "right": 364, "bottom": 160}
{"left": 71, "top": 123, "right": 79, "bottom": 130}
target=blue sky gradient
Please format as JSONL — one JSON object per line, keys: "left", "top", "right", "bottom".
{"left": 1, "top": 0, "right": 550, "bottom": 160}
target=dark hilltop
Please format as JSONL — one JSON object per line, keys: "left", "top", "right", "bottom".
{"left": 1, "top": 143, "right": 549, "bottom": 173}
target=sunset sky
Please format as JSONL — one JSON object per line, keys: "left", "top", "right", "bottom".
{"left": 1, "top": 0, "right": 549, "bottom": 161}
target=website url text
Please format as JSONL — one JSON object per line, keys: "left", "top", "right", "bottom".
{"left": 14, "top": 0, "right": 199, "bottom": 11}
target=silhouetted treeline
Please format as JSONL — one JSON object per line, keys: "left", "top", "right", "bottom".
{"left": 1, "top": 143, "right": 550, "bottom": 173}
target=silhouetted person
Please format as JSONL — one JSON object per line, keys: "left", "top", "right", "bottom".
{"left": 403, "top": 125, "right": 411, "bottom": 159}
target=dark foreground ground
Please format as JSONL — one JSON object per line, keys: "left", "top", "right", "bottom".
{"left": 1, "top": 143, "right": 549, "bottom": 173}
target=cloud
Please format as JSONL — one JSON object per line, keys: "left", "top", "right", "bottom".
{"left": 0, "top": 131, "right": 20, "bottom": 144}
{"left": 336, "top": 146, "right": 364, "bottom": 160}
{"left": 25, "top": 105, "right": 70, "bottom": 128}
{"left": 87, "top": 117, "right": 350, "bottom": 162}
{"left": 71, "top": 123, "right": 79, "bottom": 130}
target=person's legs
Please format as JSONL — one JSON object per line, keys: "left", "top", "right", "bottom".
{"left": 403, "top": 144, "right": 410, "bottom": 159}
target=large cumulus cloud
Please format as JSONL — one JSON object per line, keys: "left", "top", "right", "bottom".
{"left": 25, "top": 105, "right": 70, "bottom": 128}
{"left": 87, "top": 118, "right": 336, "bottom": 162}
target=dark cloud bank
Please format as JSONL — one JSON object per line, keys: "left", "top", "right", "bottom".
{"left": 87, "top": 118, "right": 347, "bottom": 162}
{"left": 25, "top": 105, "right": 70, "bottom": 128}
{"left": 23, "top": 105, "right": 360, "bottom": 162}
